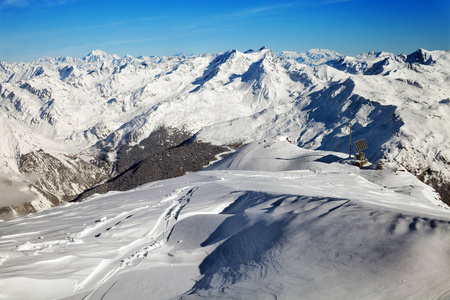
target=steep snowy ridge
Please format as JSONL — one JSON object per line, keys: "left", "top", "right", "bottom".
{"left": 0, "top": 47, "right": 449, "bottom": 219}
{"left": 328, "top": 49, "right": 450, "bottom": 201}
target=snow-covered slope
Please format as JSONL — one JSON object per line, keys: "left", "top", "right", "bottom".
{"left": 0, "top": 47, "right": 449, "bottom": 218}
{"left": 0, "top": 138, "right": 449, "bottom": 299}
{"left": 280, "top": 48, "right": 343, "bottom": 65}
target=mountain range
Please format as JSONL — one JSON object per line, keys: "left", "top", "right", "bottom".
{"left": 1, "top": 47, "right": 450, "bottom": 299}
{"left": 0, "top": 47, "right": 449, "bottom": 220}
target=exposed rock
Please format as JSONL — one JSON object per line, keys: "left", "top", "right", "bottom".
{"left": 19, "top": 150, "right": 107, "bottom": 203}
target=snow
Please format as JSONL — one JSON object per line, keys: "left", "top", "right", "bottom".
{"left": 280, "top": 49, "right": 343, "bottom": 65}
{"left": 0, "top": 137, "right": 449, "bottom": 299}
{"left": 0, "top": 47, "right": 450, "bottom": 220}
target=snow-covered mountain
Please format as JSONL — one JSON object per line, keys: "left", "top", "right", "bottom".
{"left": 0, "top": 47, "right": 449, "bottom": 219}
{"left": 280, "top": 48, "right": 343, "bottom": 65}
{"left": 0, "top": 137, "right": 449, "bottom": 299}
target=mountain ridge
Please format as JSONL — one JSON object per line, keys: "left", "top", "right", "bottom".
{"left": 0, "top": 47, "right": 449, "bottom": 219}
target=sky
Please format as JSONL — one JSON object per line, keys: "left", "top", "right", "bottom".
{"left": 0, "top": 0, "right": 449, "bottom": 63}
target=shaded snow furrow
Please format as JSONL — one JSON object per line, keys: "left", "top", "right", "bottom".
{"left": 79, "top": 186, "right": 198, "bottom": 297}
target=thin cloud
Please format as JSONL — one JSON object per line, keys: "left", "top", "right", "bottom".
{"left": 219, "top": 1, "right": 350, "bottom": 19}
{"left": 316, "top": 0, "right": 352, "bottom": 4}
{"left": 223, "top": 3, "right": 294, "bottom": 18}
{"left": 104, "top": 37, "right": 160, "bottom": 46}
{"left": 0, "top": 175, "right": 37, "bottom": 207}
{"left": 6, "top": 14, "right": 169, "bottom": 41}
{"left": 107, "top": 16, "right": 169, "bottom": 27}
{"left": 0, "top": 0, "right": 80, "bottom": 8}
{"left": 0, "top": 0, "right": 28, "bottom": 7}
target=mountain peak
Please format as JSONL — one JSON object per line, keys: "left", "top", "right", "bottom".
{"left": 87, "top": 49, "right": 109, "bottom": 57}
{"left": 280, "top": 48, "right": 343, "bottom": 65}
{"left": 406, "top": 48, "right": 435, "bottom": 65}
{"left": 83, "top": 50, "right": 120, "bottom": 63}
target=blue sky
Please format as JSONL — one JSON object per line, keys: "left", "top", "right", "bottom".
{"left": 0, "top": 0, "right": 449, "bottom": 62}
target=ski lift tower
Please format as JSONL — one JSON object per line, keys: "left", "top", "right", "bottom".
{"left": 348, "top": 117, "right": 355, "bottom": 159}
{"left": 348, "top": 121, "right": 352, "bottom": 158}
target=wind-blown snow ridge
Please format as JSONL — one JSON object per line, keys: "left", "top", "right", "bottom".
{"left": 0, "top": 47, "right": 450, "bottom": 217}
{"left": 0, "top": 137, "right": 449, "bottom": 299}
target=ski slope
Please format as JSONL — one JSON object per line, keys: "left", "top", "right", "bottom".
{"left": 1, "top": 137, "right": 449, "bottom": 299}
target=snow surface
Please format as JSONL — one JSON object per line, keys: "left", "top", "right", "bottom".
{"left": 1, "top": 137, "right": 449, "bottom": 299}
{"left": 280, "top": 49, "right": 343, "bottom": 65}
{"left": 1, "top": 47, "right": 450, "bottom": 217}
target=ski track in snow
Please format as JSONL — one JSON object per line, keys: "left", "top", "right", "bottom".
{"left": 76, "top": 186, "right": 197, "bottom": 294}
{"left": 0, "top": 138, "right": 450, "bottom": 299}
{"left": 0, "top": 185, "right": 198, "bottom": 297}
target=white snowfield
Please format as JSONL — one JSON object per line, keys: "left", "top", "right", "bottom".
{"left": 0, "top": 47, "right": 449, "bottom": 213}
{"left": 0, "top": 137, "right": 449, "bottom": 300}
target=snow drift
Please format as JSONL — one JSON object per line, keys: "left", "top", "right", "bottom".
{"left": 0, "top": 137, "right": 449, "bottom": 299}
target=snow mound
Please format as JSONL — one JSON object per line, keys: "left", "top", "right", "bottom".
{"left": 208, "top": 136, "right": 347, "bottom": 172}
{"left": 0, "top": 138, "right": 449, "bottom": 299}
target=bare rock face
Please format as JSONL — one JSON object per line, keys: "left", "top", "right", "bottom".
{"left": 19, "top": 150, "right": 107, "bottom": 202}
{"left": 0, "top": 127, "right": 231, "bottom": 220}
{"left": 0, "top": 149, "right": 109, "bottom": 220}
{"left": 0, "top": 199, "right": 52, "bottom": 220}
